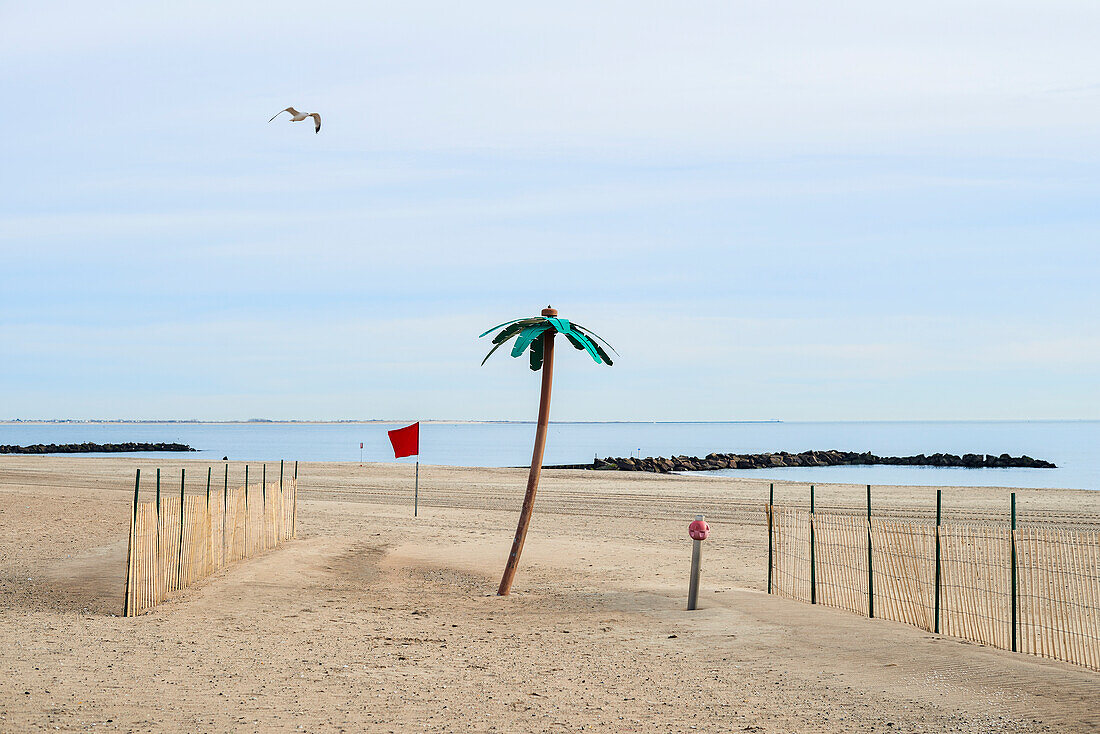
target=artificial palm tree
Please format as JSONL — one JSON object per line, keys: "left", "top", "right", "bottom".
{"left": 481, "top": 306, "right": 615, "bottom": 595}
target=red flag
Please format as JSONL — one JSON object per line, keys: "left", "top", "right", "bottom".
{"left": 387, "top": 422, "right": 419, "bottom": 458}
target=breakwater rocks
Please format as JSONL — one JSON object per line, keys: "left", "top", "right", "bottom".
{"left": 0, "top": 442, "right": 197, "bottom": 454}
{"left": 578, "top": 450, "right": 1056, "bottom": 474}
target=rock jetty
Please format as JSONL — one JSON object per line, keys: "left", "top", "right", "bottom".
{"left": 0, "top": 442, "right": 196, "bottom": 454}
{"left": 556, "top": 450, "right": 1056, "bottom": 474}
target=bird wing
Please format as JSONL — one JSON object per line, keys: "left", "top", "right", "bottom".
{"left": 268, "top": 107, "right": 298, "bottom": 122}
{"left": 309, "top": 112, "right": 321, "bottom": 133}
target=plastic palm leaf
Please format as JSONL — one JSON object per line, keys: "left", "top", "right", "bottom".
{"left": 480, "top": 314, "right": 615, "bottom": 370}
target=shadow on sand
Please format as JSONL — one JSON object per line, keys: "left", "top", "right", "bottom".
{"left": 3, "top": 541, "right": 127, "bottom": 615}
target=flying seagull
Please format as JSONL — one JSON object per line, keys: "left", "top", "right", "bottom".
{"left": 268, "top": 107, "right": 321, "bottom": 133}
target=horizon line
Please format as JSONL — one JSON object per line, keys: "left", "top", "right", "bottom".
{"left": 3, "top": 418, "right": 1099, "bottom": 425}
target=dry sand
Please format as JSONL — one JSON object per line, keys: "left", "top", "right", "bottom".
{"left": 1, "top": 457, "right": 1097, "bottom": 732}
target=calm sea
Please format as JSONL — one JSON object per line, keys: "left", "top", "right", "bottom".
{"left": 0, "top": 421, "right": 1096, "bottom": 490}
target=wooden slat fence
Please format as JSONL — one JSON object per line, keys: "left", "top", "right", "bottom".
{"left": 816, "top": 513, "right": 870, "bottom": 616}
{"left": 939, "top": 522, "right": 1011, "bottom": 649}
{"left": 1016, "top": 526, "right": 1100, "bottom": 668}
{"left": 771, "top": 506, "right": 812, "bottom": 603}
{"left": 873, "top": 518, "right": 936, "bottom": 632}
{"left": 766, "top": 494, "right": 1100, "bottom": 671}
{"left": 123, "top": 462, "right": 299, "bottom": 616}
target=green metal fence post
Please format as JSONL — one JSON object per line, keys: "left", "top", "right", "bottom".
{"left": 245, "top": 465, "right": 250, "bottom": 553}
{"left": 934, "top": 489, "right": 942, "bottom": 633}
{"left": 222, "top": 463, "right": 229, "bottom": 564}
{"left": 1010, "top": 492, "right": 1018, "bottom": 652}
{"left": 280, "top": 460, "right": 285, "bottom": 543}
{"left": 867, "top": 485, "right": 873, "bottom": 619}
{"left": 177, "top": 469, "right": 186, "bottom": 590}
{"left": 767, "top": 483, "right": 774, "bottom": 595}
{"left": 809, "top": 484, "right": 816, "bottom": 605}
{"left": 262, "top": 463, "right": 267, "bottom": 550}
{"left": 155, "top": 468, "right": 161, "bottom": 575}
{"left": 122, "top": 469, "right": 140, "bottom": 617}
{"left": 205, "top": 467, "right": 212, "bottom": 572}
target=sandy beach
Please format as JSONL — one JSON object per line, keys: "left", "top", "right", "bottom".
{"left": 1, "top": 457, "right": 1097, "bottom": 732}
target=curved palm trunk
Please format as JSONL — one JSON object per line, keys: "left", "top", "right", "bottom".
{"left": 498, "top": 324, "right": 556, "bottom": 595}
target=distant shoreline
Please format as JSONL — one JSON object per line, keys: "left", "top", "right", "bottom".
{"left": 0, "top": 419, "right": 785, "bottom": 425}
{"left": 3, "top": 419, "right": 1097, "bottom": 425}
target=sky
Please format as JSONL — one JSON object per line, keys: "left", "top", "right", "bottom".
{"left": 1, "top": 1, "right": 1098, "bottom": 421}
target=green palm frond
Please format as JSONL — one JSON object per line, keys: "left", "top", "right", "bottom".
{"left": 588, "top": 340, "right": 614, "bottom": 366}
{"left": 511, "top": 323, "right": 553, "bottom": 358}
{"left": 562, "top": 330, "right": 603, "bottom": 365}
{"left": 492, "top": 320, "right": 539, "bottom": 345}
{"left": 546, "top": 317, "right": 594, "bottom": 360}
{"left": 529, "top": 334, "right": 545, "bottom": 371}
{"left": 571, "top": 323, "right": 619, "bottom": 356}
{"left": 544, "top": 316, "right": 571, "bottom": 334}
{"left": 480, "top": 338, "right": 511, "bottom": 366}
{"left": 479, "top": 317, "right": 541, "bottom": 339}
{"left": 480, "top": 313, "right": 616, "bottom": 370}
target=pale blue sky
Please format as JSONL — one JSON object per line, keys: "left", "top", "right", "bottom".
{"left": 1, "top": 1, "right": 1098, "bottom": 421}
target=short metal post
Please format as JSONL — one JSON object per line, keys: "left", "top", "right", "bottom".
{"left": 934, "top": 489, "right": 942, "bottom": 633}
{"left": 687, "top": 514, "right": 704, "bottom": 611}
{"left": 262, "top": 463, "right": 267, "bottom": 550}
{"left": 245, "top": 465, "right": 250, "bottom": 554}
{"left": 1010, "top": 492, "right": 1018, "bottom": 652}
{"left": 809, "top": 485, "right": 816, "bottom": 605}
{"left": 867, "top": 484, "right": 873, "bottom": 618}
{"left": 766, "top": 483, "right": 774, "bottom": 595}
{"left": 279, "top": 460, "right": 285, "bottom": 544}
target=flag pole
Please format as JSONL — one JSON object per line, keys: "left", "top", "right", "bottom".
{"left": 414, "top": 460, "right": 419, "bottom": 517}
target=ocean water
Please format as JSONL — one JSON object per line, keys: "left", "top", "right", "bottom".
{"left": 0, "top": 420, "right": 1096, "bottom": 490}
